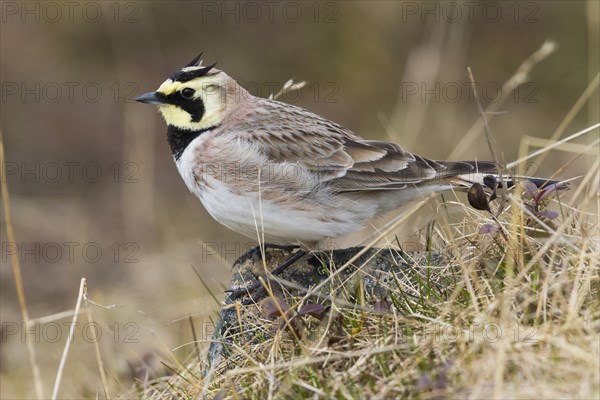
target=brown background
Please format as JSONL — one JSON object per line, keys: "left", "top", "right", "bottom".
{"left": 1, "top": 1, "right": 598, "bottom": 397}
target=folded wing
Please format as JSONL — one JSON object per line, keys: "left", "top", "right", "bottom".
{"left": 242, "top": 100, "right": 500, "bottom": 192}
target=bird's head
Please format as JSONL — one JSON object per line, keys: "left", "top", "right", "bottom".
{"left": 136, "top": 53, "right": 240, "bottom": 131}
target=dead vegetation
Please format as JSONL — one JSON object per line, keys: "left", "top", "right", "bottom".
{"left": 132, "top": 121, "right": 599, "bottom": 399}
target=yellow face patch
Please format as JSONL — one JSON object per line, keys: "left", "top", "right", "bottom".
{"left": 157, "top": 79, "right": 179, "bottom": 95}
{"left": 154, "top": 74, "right": 227, "bottom": 131}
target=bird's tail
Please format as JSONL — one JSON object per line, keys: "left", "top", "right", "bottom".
{"left": 438, "top": 160, "right": 570, "bottom": 211}
{"left": 443, "top": 160, "right": 570, "bottom": 192}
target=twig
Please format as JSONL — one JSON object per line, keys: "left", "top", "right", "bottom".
{"left": 0, "top": 127, "right": 44, "bottom": 399}
{"left": 225, "top": 344, "right": 403, "bottom": 375}
{"left": 449, "top": 41, "right": 557, "bottom": 160}
{"left": 269, "top": 79, "right": 307, "bottom": 100}
{"left": 190, "top": 264, "right": 222, "bottom": 305}
{"left": 467, "top": 67, "right": 503, "bottom": 169}
{"left": 507, "top": 123, "right": 600, "bottom": 169}
{"left": 519, "top": 155, "right": 600, "bottom": 280}
{"left": 188, "top": 315, "right": 201, "bottom": 361}
{"left": 467, "top": 66, "right": 510, "bottom": 217}
{"left": 83, "top": 286, "right": 111, "bottom": 399}
{"left": 534, "top": 72, "right": 600, "bottom": 167}
{"left": 52, "top": 278, "right": 87, "bottom": 400}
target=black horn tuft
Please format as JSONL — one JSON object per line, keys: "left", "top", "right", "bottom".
{"left": 198, "top": 61, "right": 218, "bottom": 74}
{"left": 171, "top": 58, "right": 219, "bottom": 83}
{"left": 185, "top": 52, "right": 203, "bottom": 67}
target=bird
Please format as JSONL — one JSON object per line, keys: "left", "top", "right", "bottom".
{"left": 136, "top": 53, "right": 565, "bottom": 248}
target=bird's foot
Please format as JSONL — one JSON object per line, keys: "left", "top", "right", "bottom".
{"left": 225, "top": 248, "right": 307, "bottom": 305}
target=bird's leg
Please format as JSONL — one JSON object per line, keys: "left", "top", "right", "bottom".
{"left": 225, "top": 245, "right": 306, "bottom": 303}
{"left": 261, "top": 243, "right": 299, "bottom": 252}
{"left": 264, "top": 249, "right": 306, "bottom": 276}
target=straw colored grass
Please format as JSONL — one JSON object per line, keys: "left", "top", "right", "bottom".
{"left": 133, "top": 123, "right": 599, "bottom": 400}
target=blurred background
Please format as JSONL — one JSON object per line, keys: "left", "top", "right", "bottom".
{"left": 1, "top": 1, "right": 598, "bottom": 398}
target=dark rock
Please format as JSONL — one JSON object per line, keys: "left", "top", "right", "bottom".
{"left": 207, "top": 246, "right": 442, "bottom": 370}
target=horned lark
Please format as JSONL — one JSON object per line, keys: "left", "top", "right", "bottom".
{"left": 136, "top": 54, "right": 563, "bottom": 246}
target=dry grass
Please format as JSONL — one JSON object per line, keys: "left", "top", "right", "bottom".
{"left": 130, "top": 123, "right": 599, "bottom": 400}
{"left": 3, "top": 59, "right": 597, "bottom": 400}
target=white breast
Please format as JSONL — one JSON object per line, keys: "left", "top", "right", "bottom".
{"left": 174, "top": 136, "right": 372, "bottom": 244}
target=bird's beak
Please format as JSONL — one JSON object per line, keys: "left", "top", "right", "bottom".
{"left": 135, "top": 92, "right": 167, "bottom": 105}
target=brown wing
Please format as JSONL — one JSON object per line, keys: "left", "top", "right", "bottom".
{"left": 332, "top": 140, "right": 499, "bottom": 192}
{"left": 241, "top": 99, "right": 499, "bottom": 192}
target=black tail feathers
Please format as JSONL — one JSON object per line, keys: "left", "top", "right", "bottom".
{"left": 482, "top": 174, "right": 569, "bottom": 191}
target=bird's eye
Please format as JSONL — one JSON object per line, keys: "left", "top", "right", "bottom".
{"left": 181, "top": 88, "right": 195, "bottom": 99}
